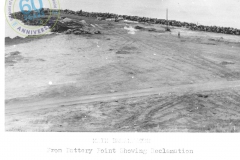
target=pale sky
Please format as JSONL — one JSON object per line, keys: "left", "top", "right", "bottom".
{"left": 56, "top": 0, "right": 240, "bottom": 28}
{"left": 12, "top": 0, "right": 240, "bottom": 28}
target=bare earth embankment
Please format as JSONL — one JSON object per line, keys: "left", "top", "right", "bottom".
{"left": 5, "top": 16, "right": 240, "bottom": 132}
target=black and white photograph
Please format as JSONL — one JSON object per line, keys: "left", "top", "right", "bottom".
{"left": 5, "top": 0, "right": 240, "bottom": 132}
{"left": 2, "top": 0, "right": 240, "bottom": 159}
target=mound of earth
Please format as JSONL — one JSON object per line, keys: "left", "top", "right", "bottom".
{"left": 135, "top": 25, "right": 165, "bottom": 33}
{"left": 55, "top": 18, "right": 101, "bottom": 35}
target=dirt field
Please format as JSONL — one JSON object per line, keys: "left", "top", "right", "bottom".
{"left": 5, "top": 15, "right": 240, "bottom": 132}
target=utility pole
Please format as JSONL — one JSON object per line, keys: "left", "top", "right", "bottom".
{"left": 166, "top": 8, "right": 169, "bottom": 31}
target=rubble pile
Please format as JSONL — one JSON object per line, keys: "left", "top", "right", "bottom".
{"left": 64, "top": 28, "right": 101, "bottom": 35}
{"left": 53, "top": 18, "right": 101, "bottom": 35}
{"left": 134, "top": 26, "right": 164, "bottom": 33}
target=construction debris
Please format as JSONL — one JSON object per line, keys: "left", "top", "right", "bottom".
{"left": 52, "top": 18, "right": 101, "bottom": 35}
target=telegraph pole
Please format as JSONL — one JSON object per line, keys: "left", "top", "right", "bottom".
{"left": 166, "top": 8, "right": 169, "bottom": 31}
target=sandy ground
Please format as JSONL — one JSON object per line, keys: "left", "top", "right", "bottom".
{"left": 5, "top": 16, "right": 240, "bottom": 132}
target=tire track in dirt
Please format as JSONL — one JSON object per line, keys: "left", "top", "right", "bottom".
{"left": 114, "top": 37, "right": 168, "bottom": 80}
{"left": 141, "top": 96, "right": 184, "bottom": 120}
{"left": 97, "top": 31, "right": 240, "bottom": 84}
{"left": 114, "top": 34, "right": 206, "bottom": 81}
{"left": 126, "top": 33, "right": 239, "bottom": 80}
{"left": 206, "top": 95, "right": 240, "bottom": 115}
{"left": 93, "top": 30, "right": 240, "bottom": 92}
{"left": 6, "top": 80, "right": 240, "bottom": 115}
